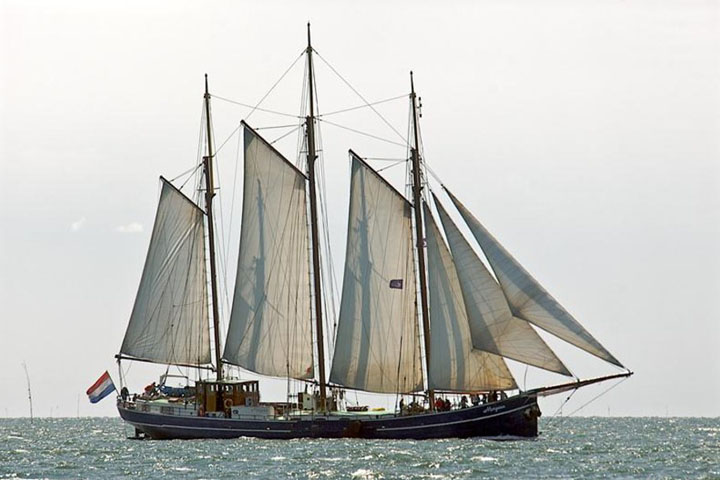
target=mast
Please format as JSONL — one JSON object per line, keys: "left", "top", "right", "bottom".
{"left": 22, "top": 362, "right": 33, "bottom": 423}
{"left": 305, "top": 23, "right": 327, "bottom": 409}
{"left": 409, "top": 72, "right": 434, "bottom": 406}
{"left": 203, "top": 74, "right": 223, "bottom": 381}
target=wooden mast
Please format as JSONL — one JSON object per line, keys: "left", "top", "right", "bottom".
{"left": 203, "top": 74, "right": 224, "bottom": 382}
{"left": 305, "top": 23, "right": 327, "bottom": 409}
{"left": 409, "top": 72, "right": 434, "bottom": 407}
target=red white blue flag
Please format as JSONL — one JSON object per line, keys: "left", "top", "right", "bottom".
{"left": 86, "top": 371, "right": 116, "bottom": 404}
{"left": 389, "top": 279, "right": 404, "bottom": 289}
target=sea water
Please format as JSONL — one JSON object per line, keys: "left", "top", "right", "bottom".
{"left": 1, "top": 417, "right": 718, "bottom": 479}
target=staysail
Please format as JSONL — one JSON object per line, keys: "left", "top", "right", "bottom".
{"left": 222, "top": 124, "right": 314, "bottom": 379}
{"left": 120, "top": 178, "right": 211, "bottom": 366}
{"left": 329, "top": 153, "right": 423, "bottom": 393}
{"left": 424, "top": 203, "right": 517, "bottom": 392}
{"left": 433, "top": 195, "right": 571, "bottom": 376}
{"left": 445, "top": 188, "right": 623, "bottom": 368}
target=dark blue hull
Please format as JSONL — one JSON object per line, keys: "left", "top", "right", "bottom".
{"left": 118, "top": 394, "right": 539, "bottom": 440}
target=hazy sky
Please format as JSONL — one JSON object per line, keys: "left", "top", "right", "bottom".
{"left": 1, "top": 0, "right": 718, "bottom": 419}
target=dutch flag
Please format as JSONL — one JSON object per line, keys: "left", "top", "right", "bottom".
{"left": 86, "top": 371, "right": 116, "bottom": 404}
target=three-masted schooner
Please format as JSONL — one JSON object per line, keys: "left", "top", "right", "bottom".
{"left": 114, "top": 27, "right": 631, "bottom": 440}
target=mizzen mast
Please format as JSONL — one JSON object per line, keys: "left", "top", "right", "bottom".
{"left": 305, "top": 23, "right": 327, "bottom": 408}
{"left": 203, "top": 74, "right": 223, "bottom": 381}
{"left": 409, "top": 72, "right": 434, "bottom": 406}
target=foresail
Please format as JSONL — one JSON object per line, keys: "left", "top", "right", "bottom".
{"left": 445, "top": 188, "right": 623, "bottom": 368}
{"left": 424, "top": 203, "right": 517, "bottom": 392}
{"left": 433, "top": 196, "right": 571, "bottom": 376}
{"left": 222, "top": 125, "right": 314, "bottom": 380}
{"left": 121, "top": 178, "right": 211, "bottom": 366}
{"left": 329, "top": 153, "right": 423, "bottom": 393}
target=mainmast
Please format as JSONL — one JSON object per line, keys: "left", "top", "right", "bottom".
{"left": 305, "top": 23, "right": 327, "bottom": 408}
{"left": 409, "top": 72, "right": 434, "bottom": 406}
{"left": 203, "top": 74, "right": 223, "bottom": 381}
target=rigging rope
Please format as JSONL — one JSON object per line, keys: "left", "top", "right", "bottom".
{"left": 271, "top": 125, "right": 303, "bottom": 145}
{"left": 543, "top": 377, "right": 629, "bottom": 430}
{"left": 376, "top": 158, "right": 407, "bottom": 173}
{"left": 319, "top": 94, "right": 408, "bottom": 117}
{"left": 363, "top": 157, "right": 407, "bottom": 162}
{"left": 170, "top": 163, "right": 203, "bottom": 184}
{"left": 178, "top": 163, "right": 203, "bottom": 190}
{"left": 315, "top": 118, "right": 340, "bottom": 353}
{"left": 246, "top": 49, "right": 306, "bottom": 122}
{"left": 210, "top": 49, "right": 305, "bottom": 122}
{"left": 565, "top": 376, "right": 629, "bottom": 417}
{"left": 256, "top": 124, "right": 300, "bottom": 130}
{"left": 319, "top": 118, "right": 407, "bottom": 147}
{"left": 313, "top": 50, "right": 409, "bottom": 146}
{"left": 211, "top": 95, "right": 300, "bottom": 119}
{"left": 213, "top": 122, "right": 242, "bottom": 157}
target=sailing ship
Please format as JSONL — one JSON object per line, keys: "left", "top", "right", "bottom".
{"left": 115, "top": 27, "right": 632, "bottom": 440}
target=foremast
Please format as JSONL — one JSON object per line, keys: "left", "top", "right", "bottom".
{"left": 203, "top": 74, "right": 223, "bottom": 382}
{"left": 409, "top": 73, "right": 434, "bottom": 407}
{"left": 305, "top": 24, "right": 327, "bottom": 409}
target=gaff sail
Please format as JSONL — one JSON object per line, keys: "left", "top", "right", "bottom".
{"left": 222, "top": 124, "right": 314, "bottom": 380}
{"left": 330, "top": 153, "right": 423, "bottom": 393}
{"left": 120, "top": 178, "right": 211, "bottom": 366}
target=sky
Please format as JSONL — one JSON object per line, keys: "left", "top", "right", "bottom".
{"left": 1, "top": 0, "right": 718, "bottom": 419}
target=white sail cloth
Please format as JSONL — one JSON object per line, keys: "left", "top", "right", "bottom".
{"left": 445, "top": 189, "right": 623, "bottom": 368}
{"left": 424, "top": 203, "right": 517, "bottom": 392}
{"left": 330, "top": 153, "right": 423, "bottom": 393}
{"left": 121, "top": 178, "right": 211, "bottom": 365}
{"left": 433, "top": 196, "right": 571, "bottom": 376}
{"left": 223, "top": 125, "right": 314, "bottom": 380}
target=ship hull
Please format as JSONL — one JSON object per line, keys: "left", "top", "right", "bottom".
{"left": 118, "top": 394, "right": 539, "bottom": 440}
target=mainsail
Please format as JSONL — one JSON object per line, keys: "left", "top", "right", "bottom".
{"left": 120, "top": 178, "right": 211, "bottom": 366}
{"left": 424, "top": 203, "right": 517, "bottom": 392}
{"left": 222, "top": 124, "right": 314, "bottom": 379}
{"left": 433, "top": 195, "right": 571, "bottom": 376}
{"left": 330, "top": 153, "right": 423, "bottom": 393}
{"left": 445, "top": 188, "right": 623, "bottom": 368}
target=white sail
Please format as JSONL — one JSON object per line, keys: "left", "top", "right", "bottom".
{"left": 330, "top": 153, "right": 423, "bottom": 393}
{"left": 433, "top": 196, "right": 571, "bottom": 376}
{"left": 424, "top": 203, "right": 517, "bottom": 392}
{"left": 446, "top": 189, "right": 623, "bottom": 368}
{"left": 121, "top": 178, "right": 211, "bottom": 365}
{"left": 222, "top": 125, "right": 314, "bottom": 379}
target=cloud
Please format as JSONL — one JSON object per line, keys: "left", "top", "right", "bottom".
{"left": 70, "top": 217, "right": 86, "bottom": 232}
{"left": 115, "top": 222, "right": 144, "bottom": 234}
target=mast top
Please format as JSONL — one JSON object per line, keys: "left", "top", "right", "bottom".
{"left": 307, "top": 22, "right": 312, "bottom": 52}
{"left": 204, "top": 73, "right": 209, "bottom": 99}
